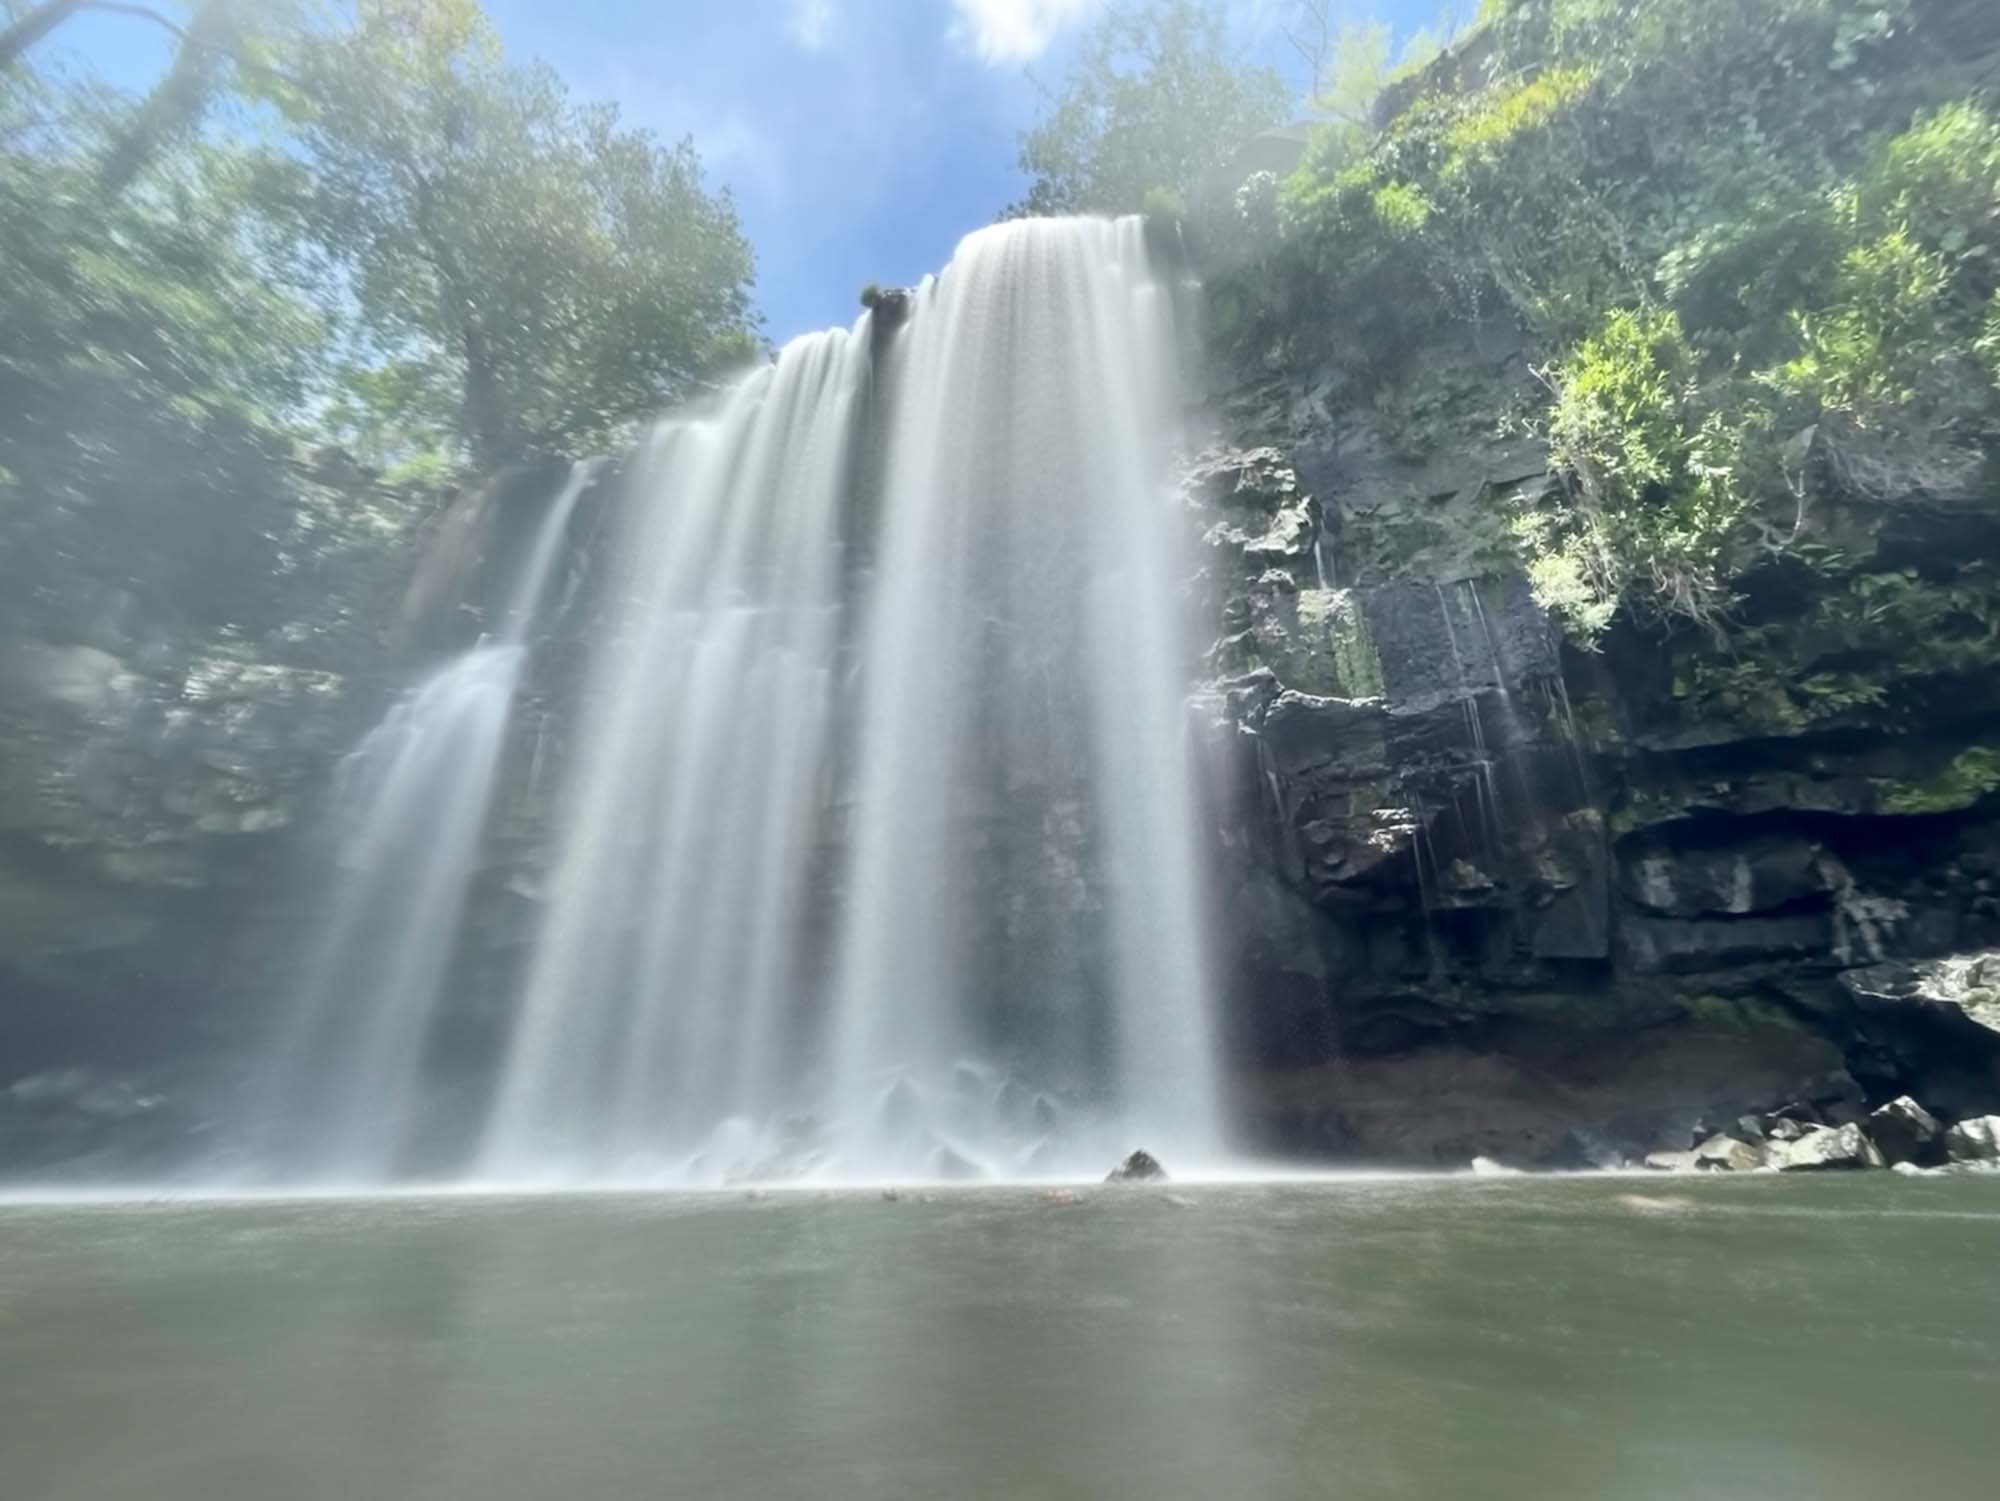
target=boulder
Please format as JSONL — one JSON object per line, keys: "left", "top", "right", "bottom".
{"left": 1944, "top": 1116, "right": 2000, "bottom": 1165}
{"left": 1866, "top": 1096, "right": 1943, "bottom": 1167}
{"left": 1106, "top": 1149, "right": 1168, "bottom": 1182}
{"left": 1769, "top": 1122, "right": 1885, "bottom": 1171}
{"left": 1693, "top": 1133, "right": 1763, "bottom": 1172}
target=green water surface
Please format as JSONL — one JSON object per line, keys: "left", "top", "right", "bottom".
{"left": 2, "top": 1176, "right": 1996, "bottom": 1499}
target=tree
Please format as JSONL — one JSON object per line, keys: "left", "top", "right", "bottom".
{"left": 0, "top": 0, "right": 96, "bottom": 71}
{"left": 1, "top": 3, "right": 306, "bottom": 195}
{"left": 0, "top": 72, "right": 327, "bottom": 639}
{"left": 1009, "top": 0, "right": 1288, "bottom": 219}
{"left": 97, "top": 1, "right": 301, "bottom": 196}
{"left": 284, "top": 0, "right": 759, "bottom": 469}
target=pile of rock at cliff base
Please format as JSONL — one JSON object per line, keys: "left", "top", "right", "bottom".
{"left": 1634, "top": 1097, "right": 2000, "bottom": 1174}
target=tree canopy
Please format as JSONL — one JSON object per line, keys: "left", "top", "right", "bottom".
{"left": 0, "top": 0, "right": 760, "bottom": 644}
{"left": 1008, "top": 0, "right": 1289, "bottom": 219}
{"left": 286, "top": 0, "right": 758, "bottom": 470}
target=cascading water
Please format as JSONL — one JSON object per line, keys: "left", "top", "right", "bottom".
{"left": 252, "top": 465, "right": 590, "bottom": 1181}
{"left": 480, "top": 329, "right": 863, "bottom": 1179}
{"left": 479, "top": 217, "right": 1223, "bottom": 1183}
{"left": 821, "top": 217, "right": 1220, "bottom": 1178}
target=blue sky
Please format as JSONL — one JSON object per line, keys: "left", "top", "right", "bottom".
{"left": 55, "top": 0, "right": 1440, "bottom": 344}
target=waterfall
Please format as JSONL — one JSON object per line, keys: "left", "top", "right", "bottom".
{"left": 480, "top": 329, "right": 863, "bottom": 1179}
{"left": 479, "top": 217, "right": 1222, "bottom": 1184}
{"left": 252, "top": 466, "right": 590, "bottom": 1181}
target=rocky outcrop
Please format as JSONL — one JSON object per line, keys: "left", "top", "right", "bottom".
{"left": 0, "top": 453, "right": 510, "bottom": 1178}
{"left": 1194, "top": 327, "right": 2000, "bottom": 1168}
{"left": 1106, "top": 1149, "right": 1168, "bottom": 1182}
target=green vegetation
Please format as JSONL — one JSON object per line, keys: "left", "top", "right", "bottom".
{"left": 1670, "top": 559, "right": 2000, "bottom": 735}
{"left": 0, "top": 0, "right": 757, "bottom": 642}
{"left": 1253, "top": 0, "right": 2000, "bottom": 644}
{"left": 1008, "top": 0, "right": 1287, "bottom": 219}
{"left": 1299, "top": 587, "right": 1386, "bottom": 698}
{"left": 287, "top": 0, "right": 756, "bottom": 470}
{"left": 1880, "top": 745, "right": 2000, "bottom": 814}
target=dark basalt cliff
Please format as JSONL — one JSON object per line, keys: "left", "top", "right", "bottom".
{"left": 8, "top": 37, "right": 2000, "bottom": 1173}
{"left": 1189, "top": 332, "right": 2000, "bottom": 1166}
{"left": 6, "top": 334, "right": 1995, "bottom": 1178}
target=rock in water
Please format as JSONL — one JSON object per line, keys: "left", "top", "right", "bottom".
{"left": 1867, "top": 1097, "right": 1943, "bottom": 1167}
{"left": 1769, "top": 1122, "right": 1885, "bottom": 1171}
{"left": 1945, "top": 1116, "right": 2000, "bottom": 1165}
{"left": 1106, "top": 1149, "right": 1168, "bottom": 1183}
{"left": 1693, "top": 1133, "right": 1763, "bottom": 1172}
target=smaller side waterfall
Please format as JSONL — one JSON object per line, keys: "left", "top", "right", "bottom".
{"left": 250, "top": 465, "right": 590, "bottom": 1181}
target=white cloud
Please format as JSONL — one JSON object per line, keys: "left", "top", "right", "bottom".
{"left": 787, "top": 0, "right": 835, "bottom": 50}
{"left": 948, "top": 0, "right": 1106, "bottom": 64}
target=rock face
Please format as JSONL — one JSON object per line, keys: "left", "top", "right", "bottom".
{"left": 0, "top": 456, "right": 589, "bottom": 1180}
{"left": 3, "top": 248, "right": 1999, "bottom": 1184}
{"left": 1194, "top": 330, "right": 2000, "bottom": 1169}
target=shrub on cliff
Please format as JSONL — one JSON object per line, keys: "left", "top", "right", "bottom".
{"left": 1522, "top": 309, "right": 1756, "bottom": 637}
{"left": 1263, "top": 0, "right": 2000, "bottom": 643}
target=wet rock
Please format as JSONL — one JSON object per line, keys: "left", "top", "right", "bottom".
{"left": 1866, "top": 1096, "right": 1943, "bottom": 1167}
{"left": 1841, "top": 952, "right": 2000, "bottom": 1040}
{"left": 1106, "top": 1149, "right": 1168, "bottom": 1182}
{"left": 1693, "top": 1133, "right": 1763, "bottom": 1172}
{"left": 1768, "top": 1122, "right": 1885, "bottom": 1172}
{"left": 1181, "top": 444, "right": 1299, "bottom": 511}
{"left": 860, "top": 284, "right": 913, "bottom": 330}
{"left": 1620, "top": 838, "right": 1825, "bottom": 918}
{"left": 1622, "top": 912, "right": 1832, "bottom": 974}
{"left": 1944, "top": 1115, "right": 2000, "bottom": 1165}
